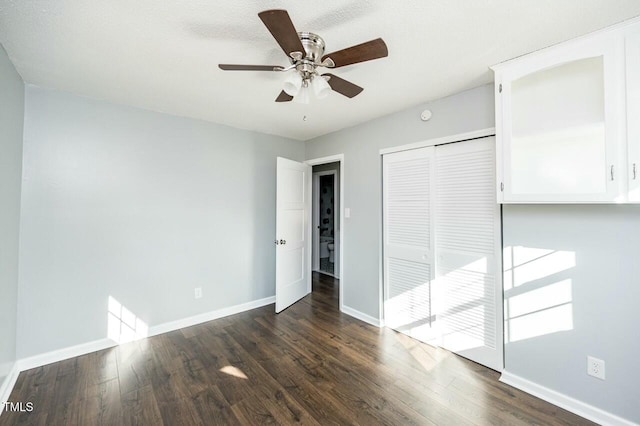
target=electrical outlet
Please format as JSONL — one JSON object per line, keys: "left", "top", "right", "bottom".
{"left": 194, "top": 287, "right": 203, "bottom": 299}
{"left": 587, "top": 356, "right": 605, "bottom": 380}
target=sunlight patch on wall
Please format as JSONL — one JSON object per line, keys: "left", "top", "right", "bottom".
{"left": 503, "top": 246, "right": 576, "bottom": 290}
{"left": 107, "top": 296, "right": 149, "bottom": 344}
{"left": 503, "top": 247, "right": 576, "bottom": 343}
{"left": 505, "top": 278, "right": 574, "bottom": 343}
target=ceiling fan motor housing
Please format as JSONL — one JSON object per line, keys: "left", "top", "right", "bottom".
{"left": 294, "top": 32, "right": 326, "bottom": 82}
{"left": 298, "top": 32, "right": 325, "bottom": 62}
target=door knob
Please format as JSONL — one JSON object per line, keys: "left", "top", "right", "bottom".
{"left": 274, "top": 240, "right": 279, "bottom": 245}
{"left": 280, "top": 239, "right": 286, "bottom": 245}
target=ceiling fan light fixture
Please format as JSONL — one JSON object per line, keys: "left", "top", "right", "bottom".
{"left": 312, "top": 75, "right": 331, "bottom": 99}
{"left": 219, "top": 9, "right": 388, "bottom": 103}
{"left": 293, "top": 85, "right": 310, "bottom": 104}
{"left": 283, "top": 72, "right": 302, "bottom": 96}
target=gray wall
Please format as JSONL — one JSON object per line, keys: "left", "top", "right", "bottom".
{"left": 305, "top": 84, "right": 495, "bottom": 317}
{"left": 306, "top": 82, "right": 639, "bottom": 421}
{"left": 503, "top": 205, "right": 640, "bottom": 423}
{"left": 0, "top": 45, "right": 24, "bottom": 383}
{"left": 17, "top": 86, "right": 304, "bottom": 358}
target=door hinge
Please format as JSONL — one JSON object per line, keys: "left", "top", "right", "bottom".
{"left": 498, "top": 83, "right": 502, "bottom": 93}
{"left": 500, "top": 182, "right": 504, "bottom": 192}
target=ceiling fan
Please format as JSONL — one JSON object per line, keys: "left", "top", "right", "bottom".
{"left": 218, "top": 9, "right": 388, "bottom": 103}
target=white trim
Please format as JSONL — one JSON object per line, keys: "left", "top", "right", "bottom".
{"left": 500, "top": 371, "right": 638, "bottom": 426}
{"left": 305, "top": 154, "right": 344, "bottom": 312}
{"left": 312, "top": 172, "right": 320, "bottom": 271}
{"left": 378, "top": 128, "right": 496, "bottom": 155}
{"left": 378, "top": 153, "right": 385, "bottom": 325}
{"left": 0, "top": 362, "right": 20, "bottom": 417}
{"left": 306, "top": 154, "right": 343, "bottom": 166}
{"left": 13, "top": 295, "right": 276, "bottom": 374}
{"left": 491, "top": 15, "right": 640, "bottom": 71}
{"left": 18, "top": 338, "right": 116, "bottom": 372}
{"left": 341, "top": 305, "right": 382, "bottom": 327}
{"left": 149, "top": 296, "right": 275, "bottom": 336}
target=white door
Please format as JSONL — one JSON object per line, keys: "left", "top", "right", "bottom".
{"left": 276, "top": 157, "right": 312, "bottom": 313}
{"left": 383, "top": 147, "right": 437, "bottom": 344}
{"left": 435, "top": 137, "right": 503, "bottom": 371}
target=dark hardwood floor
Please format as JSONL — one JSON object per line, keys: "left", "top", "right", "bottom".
{"left": 1, "top": 273, "right": 594, "bottom": 425}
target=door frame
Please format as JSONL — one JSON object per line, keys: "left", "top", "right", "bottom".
{"left": 306, "top": 154, "right": 344, "bottom": 311}
{"left": 312, "top": 170, "right": 338, "bottom": 276}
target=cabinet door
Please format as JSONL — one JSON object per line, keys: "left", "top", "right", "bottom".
{"left": 497, "top": 34, "right": 624, "bottom": 203}
{"left": 626, "top": 28, "right": 640, "bottom": 202}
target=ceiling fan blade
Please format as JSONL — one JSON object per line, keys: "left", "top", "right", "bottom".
{"left": 219, "top": 64, "right": 282, "bottom": 71}
{"left": 322, "top": 38, "right": 388, "bottom": 68}
{"left": 275, "top": 91, "right": 294, "bottom": 102}
{"left": 258, "top": 9, "right": 305, "bottom": 58}
{"left": 322, "top": 74, "right": 364, "bottom": 98}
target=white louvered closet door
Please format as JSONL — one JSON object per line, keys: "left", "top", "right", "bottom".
{"left": 383, "top": 147, "right": 437, "bottom": 344}
{"left": 435, "top": 137, "right": 503, "bottom": 371}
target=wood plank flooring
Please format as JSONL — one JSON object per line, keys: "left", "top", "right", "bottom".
{"left": 0, "top": 273, "right": 594, "bottom": 425}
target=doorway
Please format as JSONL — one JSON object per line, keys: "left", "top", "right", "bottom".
{"left": 312, "top": 165, "right": 340, "bottom": 278}
{"left": 307, "top": 155, "right": 344, "bottom": 311}
{"left": 274, "top": 154, "right": 344, "bottom": 314}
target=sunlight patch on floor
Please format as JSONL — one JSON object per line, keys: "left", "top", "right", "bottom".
{"left": 220, "top": 365, "right": 248, "bottom": 379}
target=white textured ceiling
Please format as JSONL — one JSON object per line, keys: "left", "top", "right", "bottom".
{"left": 2, "top": 1, "right": 640, "bottom": 140}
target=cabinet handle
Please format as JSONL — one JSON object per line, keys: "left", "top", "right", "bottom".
{"left": 633, "top": 163, "right": 637, "bottom": 180}
{"left": 611, "top": 165, "right": 614, "bottom": 181}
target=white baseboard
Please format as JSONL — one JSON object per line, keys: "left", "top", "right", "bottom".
{"left": 148, "top": 296, "right": 275, "bottom": 336}
{"left": 0, "top": 362, "right": 20, "bottom": 418}
{"left": 500, "top": 370, "right": 638, "bottom": 426}
{"left": 341, "top": 305, "right": 382, "bottom": 327}
{"left": 3, "top": 295, "right": 277, "bottom": 408}
{"left": 18, "top": 338, "right": 117, "bottom": 372}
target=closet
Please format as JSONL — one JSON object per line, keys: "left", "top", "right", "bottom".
{"left": 382, "top": 136, "right": 503, "bottom": 371}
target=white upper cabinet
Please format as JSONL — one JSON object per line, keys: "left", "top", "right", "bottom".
{"left": 626, "top": 26, "right": 640, "bottom": 202}
{"left": 493, "top": 25, "right": 633, "bottom": 203}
